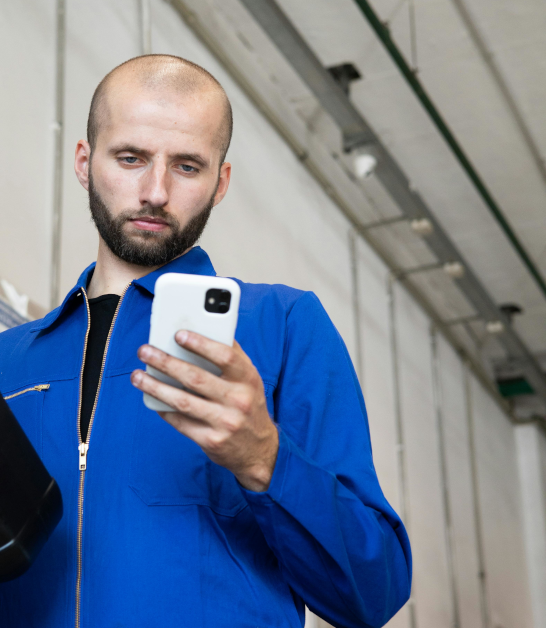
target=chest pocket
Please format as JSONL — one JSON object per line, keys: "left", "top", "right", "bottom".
{"left": 3, "top": 384, "right": 49, "bottom": 457}
{"left": 129, "top": 407, "right": 247, "bottom": 516}
{"left": 129, "top": 384, "right": 275, "bottom": 515}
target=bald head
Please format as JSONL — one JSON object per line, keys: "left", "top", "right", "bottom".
{"left": 87, "top": 54, "right": 233, "bottom": 163}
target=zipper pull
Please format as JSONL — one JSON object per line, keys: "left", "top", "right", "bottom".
{"left": 78, "top": 443, "right": 89, "bottom": 470}
{"left": 34, "top": 384, "right": 50, "bottom": 392}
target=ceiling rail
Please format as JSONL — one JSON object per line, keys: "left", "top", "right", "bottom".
{"left": 236, "top": 0, "right": 546, "bottom": 404}
{"left": 353, "top": 0, "right": 546, "bottom": 301}
{"left": 169, "top": 0, "right": 514, "bottom": 419}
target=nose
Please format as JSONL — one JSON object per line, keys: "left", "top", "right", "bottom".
{"left": 139, "top": 160, "right": 169, "bottom": 208}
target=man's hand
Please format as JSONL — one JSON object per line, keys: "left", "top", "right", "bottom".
{"left": 130, "top": 331, "right": 279, "bottom": 492}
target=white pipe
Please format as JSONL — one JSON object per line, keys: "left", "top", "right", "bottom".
{"left": 463, "top": 361, "right": 491, "bottom": 628}
{"left": 50, "top": 0, "right": 66, "bottom": 309}
{"left": 348, "top": 230, "right": 364, "bottom": 384}
{"left": 387, "top": 273, "right": 418, "bottom": 628}
{"left": 430, "top": 326, "right": 461, "bottom": 628}
{"left": 140, "top": 0, "right": 152, "bottom": 55}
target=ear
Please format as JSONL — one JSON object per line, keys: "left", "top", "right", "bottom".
{"left": 212, "top": 161, "right": 232, "bottom": 207}
{"left": 74, "top": 140, "right": 92, "bottom": 190}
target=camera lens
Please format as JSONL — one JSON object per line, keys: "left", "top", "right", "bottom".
{"left": 205, "top": 289, "right": 231, "bottom": 313}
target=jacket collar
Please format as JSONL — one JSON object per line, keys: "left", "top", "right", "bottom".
{"left": 31, "top": 246, "right": 216, "bottom": 333}
{"left": 133, "top": 246, "right": 216, "bottom": 295}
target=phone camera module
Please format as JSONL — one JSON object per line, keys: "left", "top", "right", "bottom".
{"left": 205, "top": 289, "right": 231, "bottom": 314}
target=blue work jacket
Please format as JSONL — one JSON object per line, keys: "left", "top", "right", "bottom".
{"left": 0, "top": 247, "right": 411, "bottom": 628}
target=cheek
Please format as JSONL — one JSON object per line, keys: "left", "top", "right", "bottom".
{"left": 96, "top": 169, "right": 141, "bottom": 214}
{"left": 170, "top": 176, "right": 216, "bottom": 212}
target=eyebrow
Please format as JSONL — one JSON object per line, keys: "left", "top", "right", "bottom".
{"left": 108, "top": 144, "right": 209, "bottom": 169}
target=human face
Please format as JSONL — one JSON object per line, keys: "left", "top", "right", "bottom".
{"left": 74, "top": 84, "right": 231, "bottom": 266}
{"left": 87, "top": 169, "right": 216, "bottom": 266}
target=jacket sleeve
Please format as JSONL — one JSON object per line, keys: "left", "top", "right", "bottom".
{"left": 240, "top": 291, "right": 412, "bottom": 628}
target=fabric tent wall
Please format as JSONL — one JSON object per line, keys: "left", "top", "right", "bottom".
{"left": 0, "top": 1, "right": 538, "bottom": 627}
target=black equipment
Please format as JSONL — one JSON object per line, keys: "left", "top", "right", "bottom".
{"left": 0, "top": 394, "right": 63, "bottom": 581}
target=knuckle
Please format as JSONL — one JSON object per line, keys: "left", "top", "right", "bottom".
{"left": 155, "top": 350, "right": 169, "bottom": 367}
{"left": 204, "top": 431, "right": 226, "bottom": 453}
{"left": 186, "top": 367, "right": 206, "bottom": 389}
{"left": 157, "top": 352, "right": 175, "bottom": 375}
{"left": 219, "top": 348, "right": 236, "bottom": 369}
{"left": 143, "top": 376, "right": 159, "bottom": 394}
{"left": 173, "top": 393, "right": 191, "bottom": 414}
{"left": 248, "top": 370, "right": 262, "bottom": 389}
{"left": 234, "top": 391, "right": 253, "bottom": 415}
{"left": 223, "top": 413, "right": 242, "bottom": 434}
{"left": 188, "top": 332, "right": 202, "bottom": 349}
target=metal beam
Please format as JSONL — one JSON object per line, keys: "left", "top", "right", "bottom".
{"left": 352, "top": 0, "right": 546, "bottom": 302}
{"left": 238, "top": 0, "right": 373, "bottom": 151}
{"left": 238, "top": 0, "right": 546, "bottom": 403}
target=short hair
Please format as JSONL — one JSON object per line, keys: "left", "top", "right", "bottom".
{"left": 87, "top": 54, "right": 233, "bottom": 164}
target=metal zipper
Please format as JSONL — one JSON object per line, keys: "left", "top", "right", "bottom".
{"left": 4, "top": 384, "right": 50, "bottom": 400}
{"left": 75, "top": 283, "right": 131, "bottom": 628}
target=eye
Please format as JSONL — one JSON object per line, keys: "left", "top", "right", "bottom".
{"left": 179, "top": 164, "right": 197, "bottom": 173}
{"left": 122, "top": 156, "right": 139, "bottom": 164}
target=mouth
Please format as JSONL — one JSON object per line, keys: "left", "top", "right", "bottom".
{"left": 129, "top": 216, "right": 170, "bottom": 233}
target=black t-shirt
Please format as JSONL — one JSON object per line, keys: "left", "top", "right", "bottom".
{"left": 80, "top": 294, "right": 120, "bottom": 442}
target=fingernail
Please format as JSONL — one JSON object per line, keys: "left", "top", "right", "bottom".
{"left": 176, "top": 330, "right": 189, "bottom": 344}
{"left": 131, "top": 370, "right": 143, "bottom": 385}
{"left": 139, "top": 345, "right": 152, "bottom": 359}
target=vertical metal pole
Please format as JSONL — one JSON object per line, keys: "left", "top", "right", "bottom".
{"left": 463, "top": 360, "right": 491, "bottom": 628}
{"left": 408, "top": 0, "right": 418, "bottom": 71}
{"left": 139, "top": 0, "right": 152, "bottom": 55}
{"left": 349, "top": 230, "right": 364, "bottom": 384}
{"left": 50, "top": 0, "right": 66, "bottom": 309}
{"left": 430, "top": 326, "right": 461, "bottom": 628}
{"left": 387, "top": 273, "right": 418, "bottom": 628}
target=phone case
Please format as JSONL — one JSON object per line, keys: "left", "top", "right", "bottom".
{"left": 144, "top": 273, "right": 241, "bottom": 412}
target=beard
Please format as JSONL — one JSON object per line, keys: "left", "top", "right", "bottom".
{"left": 88, "top": 173, "right": 215, "bottom": 267}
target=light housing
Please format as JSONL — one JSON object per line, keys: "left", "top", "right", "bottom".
{"left": 443, "top": 261, "right": 465, "bottom": 279}
{"left": 353, "top": 151, "right": 377, "bottom": 179}
{"left": 410, "top": 218, "right": 434, "bottom": 236}
{"left": 486, "top": 320, "right": 505, "bottom": 334}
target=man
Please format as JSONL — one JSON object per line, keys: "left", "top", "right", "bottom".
{"left": 0, "top": 55, "right": 411, "bottom": 627}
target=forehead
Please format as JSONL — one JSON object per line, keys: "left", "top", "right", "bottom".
{"left": 99, "top": 83, "right": 225, "bottom": 150}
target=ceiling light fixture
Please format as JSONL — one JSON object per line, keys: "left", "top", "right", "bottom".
{"left": 410, "top": 218, "right": 434, "bottom": 236}
{"left": 486, "top": 320, "right": 505, "bottom": 334}
{"left": 353, "top": 151, "right": 377, "bottom": 179}
{"left": 443, "top": 261, "right": 465, "bottom": 279}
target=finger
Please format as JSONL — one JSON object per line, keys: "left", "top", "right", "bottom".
{"left": 137, "top": 344, "right": 229, "bottom": 402}
{"left": 131, "top": 369, "right": 221, "bottom": 425}
{"left": 174, "top": 331, "right": 250, "bottom": 381}
{"left": 159, "top": 409, "right": 212, "bottom": 444}
{"left": 158, "top": 411, "right": 230, "bottom": 463}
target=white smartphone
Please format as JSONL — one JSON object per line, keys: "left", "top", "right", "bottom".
{"left": 143, "top": 273, "right": 241, "bottom": 412}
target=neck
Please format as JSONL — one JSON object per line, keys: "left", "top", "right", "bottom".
{"left": 86, "top": 239, "right": 162, "bottom": 299}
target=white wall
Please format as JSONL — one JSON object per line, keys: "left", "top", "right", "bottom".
{"left": 516, "top": 423, "right": 546, "bottom": 628}
{"left": 0, "top": 1, "right": 56, "bottom": 307}
{"left": 0, "top": 1, "right": 540, "bottom": 627}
